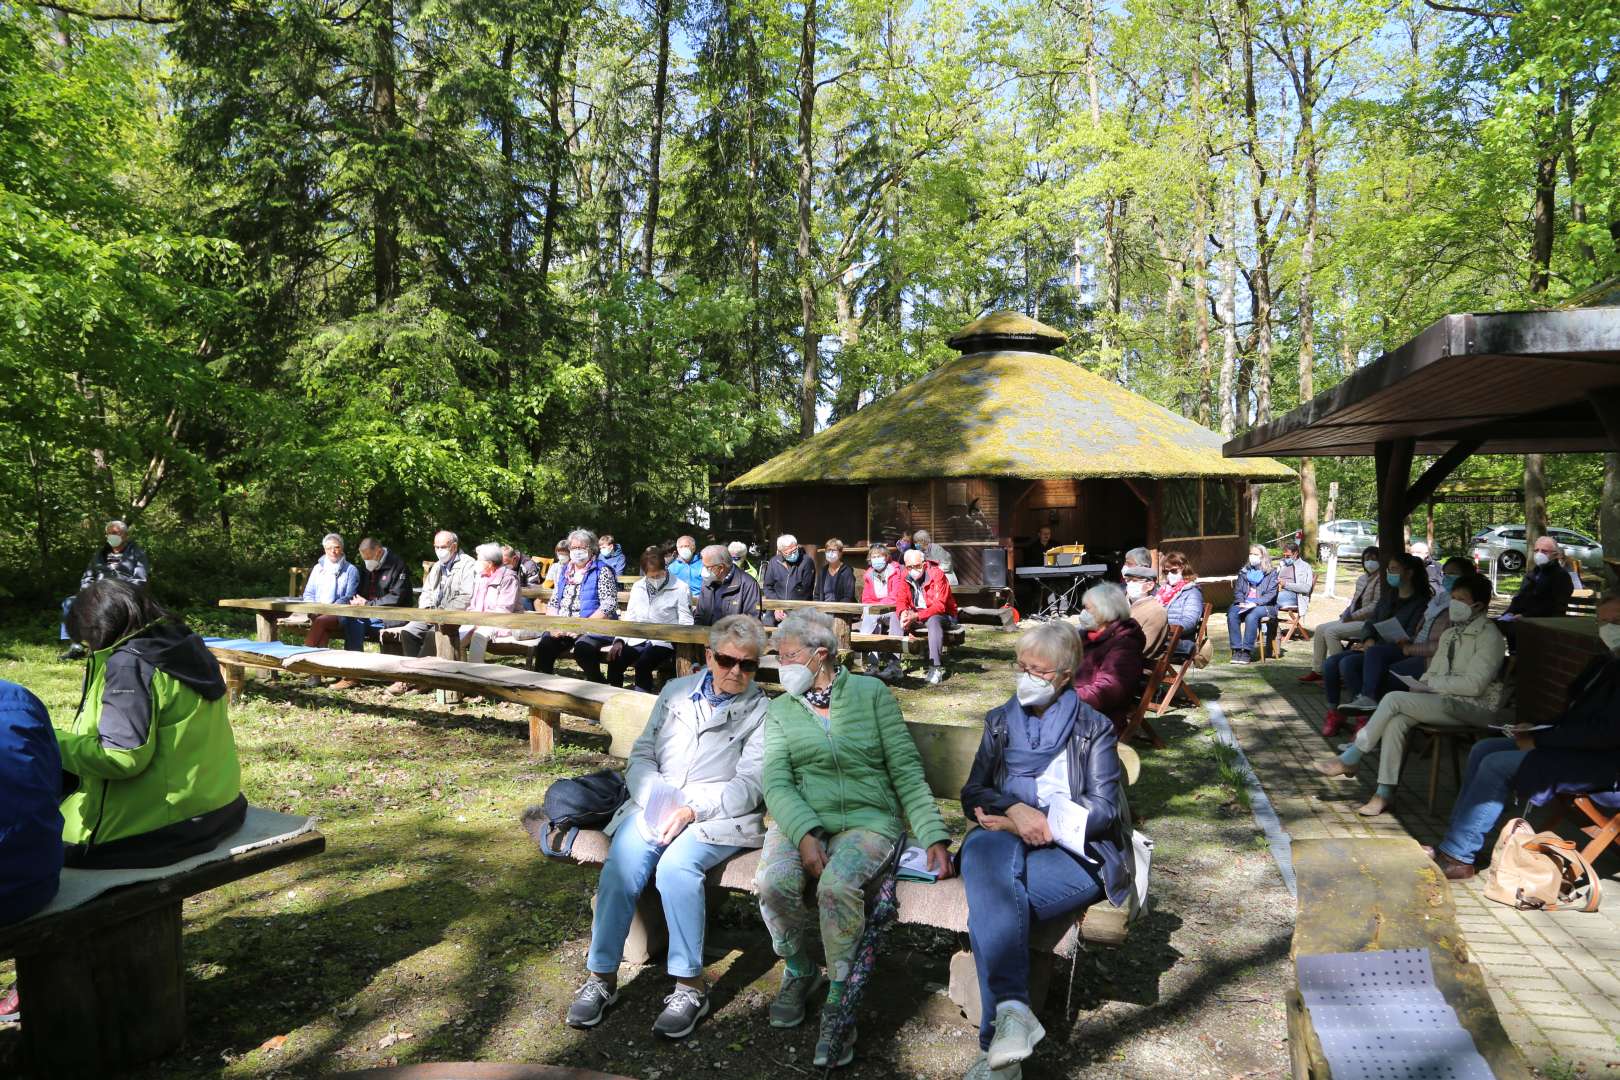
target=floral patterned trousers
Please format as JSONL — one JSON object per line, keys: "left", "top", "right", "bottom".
{"left": 755, "top": 825, "right": 894, "bottom": 982}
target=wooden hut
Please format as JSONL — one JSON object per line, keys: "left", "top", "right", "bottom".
{"left": 727, "top": 312, "right": 1295, "bottom": 589}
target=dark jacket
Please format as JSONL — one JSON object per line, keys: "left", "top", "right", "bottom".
{"left": 1232, "top": 567, "right": 1278, "bottom": 609}
{"left": 1360, "top": 585, "right": 1430, "bottom": 643}
{"left": 357, "top": 547, "right": 411, "bottom": 607}
{"left": 1532, "top": 654, "right": 1620, "bottom": 753}
{"left": 1074, "top": 618, "right": 1147, "bottom": 732}
{"left": 80, "top": 539, "right": 151, "bottom": 590}
{"left": 761, "top": 553, "right": 816, "bottom": 605}
{"left": 814, "top": 562, "right": 856, "bottom": 603}
{"left": 0, "top": 680, "right": 63, "bottom": 924}
{"left": 960, "top": 690, "right": 1131, "bottom": 907}
{"left": 695, "top": 567, "right": 762, "bottom": 625}
{"left": 1507, "top": 561, "right": 1575, "bottom": 618}
{"left": 598, "top": 545, "right": 627, "bottom": 577}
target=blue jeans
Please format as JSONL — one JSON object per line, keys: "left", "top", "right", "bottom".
{"left": 587, "top": 820, "right": 745, "bottom": 979}
{"left": 1438, "top": 738, "right": 1530, "bottom": 865}
{"left": 1327, "top": 647, "right": 1424, "bottom": 707}
{"left": 340, "top": 616, "right": 385, "bottom": 652}
{"left": 0, "top": 876, "right": 59, "bottom": 926}
{"left": 960, "top": 827, "right": 1104, "bottom": 1050}
{"left": 60, "top": 596, "right": 74, "bottom": 640}
{"left": 1227, "top": 605, "right": 1274, "bottom": 653}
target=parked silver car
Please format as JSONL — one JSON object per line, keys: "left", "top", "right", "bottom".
{"left": 1314, "top": 518, "right": 1379, "bottom": 563}
{"left": 1471, "top": 524, "right": 1603, "bottom": 573}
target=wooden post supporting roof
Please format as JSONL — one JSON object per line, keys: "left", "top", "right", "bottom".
{"left": 1373, "top": 438, "right": 1482, "bottom": 561}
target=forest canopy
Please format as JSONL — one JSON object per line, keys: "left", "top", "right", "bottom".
{"left": 2, "top": 0, "right": 1617, "bottom": 604}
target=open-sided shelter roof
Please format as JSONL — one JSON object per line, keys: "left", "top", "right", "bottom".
{"left": 730, "top": 347, "right": 1296, "bottom": 490}
{"left": 1222, "top": 307, "right": 1620, "bottom": 459}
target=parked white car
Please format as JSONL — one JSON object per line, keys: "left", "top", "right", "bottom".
{"left": 1471, "top": 524, "right": 1603, "bottom": 573}
{"left": 1313, "top": 519, "right": 1379, "bottom": 563}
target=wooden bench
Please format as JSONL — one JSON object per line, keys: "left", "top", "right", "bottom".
{"left": 1287, "top": 837, "right": 1532, "bottom": 1080}
{"left": 523, "top": 704, "right": 1145, "bottom": 1028}
{"left": 0, "top": 820, "right": 325, "bottom": 1076}
{"left": 1149, "top": 603, "right": 1211, "bottom": 717}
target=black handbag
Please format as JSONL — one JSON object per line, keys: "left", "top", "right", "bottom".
{"left": 525, "top": 769, "right": 629, "bottom": 857}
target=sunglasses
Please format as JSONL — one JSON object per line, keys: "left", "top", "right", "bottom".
{"left": 711, "top": 651, "right": 760, "bottom": 673}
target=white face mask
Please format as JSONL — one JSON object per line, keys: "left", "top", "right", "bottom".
{"left": 1448, "top": 599, "right": 1474, "bottom": 623}
{"left": 1598, "top": 622, "right": 1620, "bottom": 652}
{"left": 677, "top": 545, "right": 695, "bottom": 561}
{"left": 1364, "top": 558, "right": 1381, "bottom": 573}
{"left": 826, "top": 551, "right": 840, "bottom": 564}
{"left": 434, "top": 546, "right": 452, "bottom": 562}
{"left": 645, "top": 575, "right": 668, "bottom": 590}
{"left": 1165, "top": 571, "right": 1182, "bottom": 586}
{"left": 1016, "top": 672, "right": 1059, "bottom": 709}
{"left": 1076, "top": 609, "right": 1097, "bottom": 631}
{"left": 106, "top": 533, "right": 125, "bottom": 549}
{"left": 700, "top": 565, "right": 715, "bottom": 581}
{"left": 1533, "top": 550, "right": 1551, "bottom": 566}
{"left": 1248, "top": 553, "right": 1262, "bottom": 567}
{"left": 1126, "top": 579, "right": 1150, "bottom": 600}
{"left": 364, "top": 557, "right": 381, "bottom": 571}
{"left": 908, "top": 567, "right": 925, "bottom": 581}
{"left": 569, "top": 548, "right": 590, "bottom": 564}
{"left": 780, "top": 655, "right": 821, "bottom": 698}
{"left": 871, "top": 556, "right": 888, "bottom": 572}
{"left": 326, "top": 551, "right": 344, "bottom": 563}
{"left": 599, "top": 546, "right": 613, "bottom": 557}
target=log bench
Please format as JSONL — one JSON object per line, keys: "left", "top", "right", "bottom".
{"left": 0, "top": 811, "right": 325, "bottom": 1078}
{"left": 1287, "top": 837, "right": 1532, "bottom": 1080}
{"left": 523, "top": 704, "right": 1144, "bottom": 1028}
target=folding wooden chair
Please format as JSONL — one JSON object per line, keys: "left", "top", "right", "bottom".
{"left": 1121, "top": 625, "right": 1180, "bottom": 748}
{"left": 1152, "top": 603, "right": 1211, "bottom": 716}
{"left": 1546, "top": 793, "right": 1620, "bottom": 865}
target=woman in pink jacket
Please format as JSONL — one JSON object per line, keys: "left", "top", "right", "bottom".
{"left": 460, "top": 543, "right": 532, "bottom": 661}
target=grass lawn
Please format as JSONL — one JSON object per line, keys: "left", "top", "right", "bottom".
{"left": 1, "top": 614, "right": 1295, "bottom": 1079}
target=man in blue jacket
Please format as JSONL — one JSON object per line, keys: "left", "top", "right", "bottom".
{"left": 1425, "top": 594, "right": 1620, "bottom": 880}
{"left": 1, "top": 678, "right": 65, "bottom": 1020}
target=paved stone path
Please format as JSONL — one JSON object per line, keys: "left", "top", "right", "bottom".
{"left": 1198, "top": 596, "right": 1620, "bottom": 1074}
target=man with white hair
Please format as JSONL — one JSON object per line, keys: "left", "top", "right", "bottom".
{"left": 696, "top": 544, "right": 762, "bottom": 625}
{"left": 1121, "top": 547, "right": 1169, "bottom": 659}
{"left": 912, "top": 529, "right": 957, "bottom": 585}
{"left": 1409, "top": 540, "right": 1443, "bottom": 594}
{"left": 669, "top": 534, "right": 704, "bottom": 597}
{"left": 1498, "top": 533, "right": 1576, "bottom": 648}
{"left": 760, "top": 533, "right": 815, "bottom": 626}
{"left": 727, "top": 540, "right": 759, "bottom": 583}
{"left": 59, "top": 520, "right": 152, "bottom": 661}
{"left": 896, "top": 547, "right": 960, "bottom": 684}
{"left": 385, "top": 529, "right": 478, "bottom": 695}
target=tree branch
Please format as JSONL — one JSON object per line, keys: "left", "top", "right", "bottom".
{"left": 36, "top": 0, "right": 178, "bottom": 23}
{"left": 1421, "top": 0, "right": 1517, "bottom": 17}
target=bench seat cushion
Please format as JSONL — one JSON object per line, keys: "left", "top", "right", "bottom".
{"left": 556, "top": 828, "right": 1129, "bottom": 949}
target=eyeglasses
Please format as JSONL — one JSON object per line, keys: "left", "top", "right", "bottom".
{"left": 1015, "top": 662, "right": 1060, "bottom": 681}
{"left": 711, "top": 651, "right": 760, "bottom": 673}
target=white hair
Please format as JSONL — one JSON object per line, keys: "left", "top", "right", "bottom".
{"left": 475, "top": 542, "right": 502, "bottom": 564}
{"left": 435, "top": 529, "right": 459, "bottom": 546}
{"left": 913, "top": 529, "right": 932, "bottom": 545}
{"left": 567, "top": 528, "right": 596, "bottom": 549}
{"left": 1084, "top": 582, "right": 1132, "bottom": 625}
{"left": 321, "top": 532, "right": 343, "bottom": 548}
{"left": 904, "top": 548, "right": 926, "bottom": 566}
{"left": 776, "top": 533, "right": 798, "bottom": 551}
{"left": 777, "top": 609, "right": 839, "bottom": 655}
{"left": 105, "top": 520, "right": 128, "bottom": 534}
{"left": 1124, "top": 546, "right": 1151, "bottom": 568}
{"left": 709, "top": 614, "right": 766, "bottom": 656}
{"left": 702, "top": 543, "right": 732, "bottom": 568}
{"left": 1017, "top": 621, "right": 1082, "bottom": 680}
{"left": 728, "top": 541, "right": 749, "bottom": 559}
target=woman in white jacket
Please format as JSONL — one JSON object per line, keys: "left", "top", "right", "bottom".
{"left": 576, "top": 548, "right": 695, "bottom": 691}
{"left": 566, "top": 615, "right": 769, "bottom": 1039}
{"left": 1314, "top": 573, "right": 1506, "bottom": 816}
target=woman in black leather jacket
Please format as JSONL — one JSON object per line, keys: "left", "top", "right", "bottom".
{"left": 957, "top": 621, "right": 1131, "bottom": 1079}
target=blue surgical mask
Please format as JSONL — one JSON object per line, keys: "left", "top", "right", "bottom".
{"left": 1282, "top": 556, "right": 1295, "bottom": 566}
{"left": 1441, "top": 574, "right": 1458, "bottom": 592}
{"left": 1385, "top": 571, "right": 1401, "bottom": 587}
{"left": 785, "top": 549, "right": 801, "bottom": 564}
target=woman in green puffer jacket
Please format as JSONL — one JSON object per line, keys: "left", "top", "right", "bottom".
{"left": 755, "top": 609, "right": 952, "bottom": 1069}
{"left": 61, "top": 579, "right": 246, "bottom": 868}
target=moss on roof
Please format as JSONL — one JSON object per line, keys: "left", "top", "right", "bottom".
{"left": 946, "top": 311, "right": 1068, "bottom": 353}
{"left": 731, "top": 349, "right": 1297, "bottom": 489}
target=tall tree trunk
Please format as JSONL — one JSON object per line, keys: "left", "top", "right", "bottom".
{"left": 796, "top": 0, "right": 819, "bottom": 439}
{"left": 371, "top": 0, "right": 400, "bottom": 307}
{"left": 1525, "top": 114, "right": 1556, "bottom": 545}
{"left": 1217, "top": 181, "right": 1239, "bottom": 439}
{"left": 1191, "top": 62, "right": 1213, "bottom": 427}
{"left": 538, "top": 33, "right": 568, "bottom": 288}
{"left": 1524, "top": 453, "right": 1548, "bottom": 548}
{"left": 1238, "top": 0, "right": 1270, "bottom": 428}
{"left": 744, "top": 3, "right": 763, "bottom": 405}
{"left": 641, "top": 0, "right": 671, "bottom": 278}
{"left": 496, "top": 33, "right": 518, "bottom": 409}
{"left": 1559, "top": 87, "right": 1594, "bottom": 270}
{"left": 1294, "top": 28, "right": 1320, "bottom": 560}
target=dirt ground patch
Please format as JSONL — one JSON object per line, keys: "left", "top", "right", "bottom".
{"left": 1, "top": 619, "right": 1294, "bottom": 1079}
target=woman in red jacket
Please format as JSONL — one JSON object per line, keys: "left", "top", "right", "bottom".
{"left": 1072, "top": 582, "right": 1147, "bottom": 732}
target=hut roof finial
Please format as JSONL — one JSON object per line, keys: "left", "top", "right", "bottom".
{"left": 946, "top": 311, "right": 1068, "bottom": 355}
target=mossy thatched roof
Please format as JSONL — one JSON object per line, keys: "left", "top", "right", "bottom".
{"left": 946, "top": 311, "right": 1068, "bottom": 354}
{"left": 731, "top": 349, "right": 1296, "bottom": 489}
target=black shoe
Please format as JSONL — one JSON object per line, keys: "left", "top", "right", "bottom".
{"left": 58, "top": 643, "right": 85, "bottom": 661}
{"left": 565, "top": 975, "right": 618, "bottom": 1028}
{"left": 652, "top": 984, "right": 709, "bottom": 1038}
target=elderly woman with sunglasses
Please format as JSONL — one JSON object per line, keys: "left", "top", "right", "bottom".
{"left": 958, "top": 620, "right": 1132, "bottom": 1080}
{"left": 756, "top": 609, "right": 952, "bottom": 1069}
{"left": 566, "top": 615, "right": 771, "bottom": 1040}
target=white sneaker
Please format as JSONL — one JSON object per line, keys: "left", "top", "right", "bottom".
{"left": 965, "top": 1051, "right": 1023, "bottom": 1080}
{"left": 986, "top": 1001, "right": 1045, "bottom": 1070}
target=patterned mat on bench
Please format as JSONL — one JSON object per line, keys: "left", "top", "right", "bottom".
{"left": 22, "top": 807, "right": 318, "bottom": 922}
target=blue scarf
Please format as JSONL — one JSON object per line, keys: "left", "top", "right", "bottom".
{"left": 1245, "top": 567, "right": 1264, "bottom": 584}
{"left": 1001, "top": 690, "right": 1079, "bottom": 808}
{"left": 694, "top": 670, "right": 735, "bottom": 708}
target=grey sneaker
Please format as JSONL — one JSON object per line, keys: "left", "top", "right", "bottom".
{"left": 965, "top": 1052, "right": 1023, "bottom": 1080}
{"left": 652, "top": 984, "right": 709, "bottom": 1039}
{"left": 769, "top": 970, "right": 825, "bottom": 1028}
{"left": 926, "top": 665, "right": 946, "bottom": 685}
{"left": 58, "top": 643, "right": 85, "bottom": 662}
{"left": 987, "top": 1001, "right": 1045, "bottom": 1070}
{"left": 565, "top": 975, "right": 618, "bottom": 1028}
{"left": 813, "top": 1016, "right": 855, "bottom": 1068}
{"left": 1345, "top": 694, "right": 1379, "bottom": 711}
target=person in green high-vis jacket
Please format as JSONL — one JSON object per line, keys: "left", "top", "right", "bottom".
{"left": 60, "top": 579, "right": 246, "bottom": 869}
{"left": 755, "top": 609, "right": 953, "bottom": 1070}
